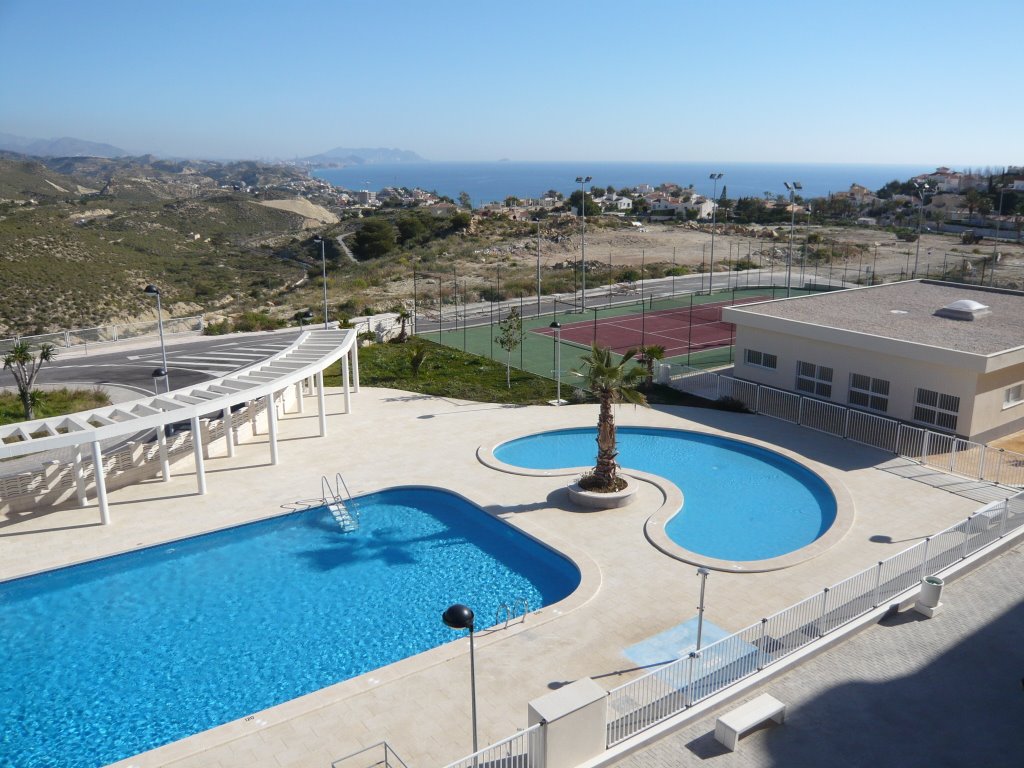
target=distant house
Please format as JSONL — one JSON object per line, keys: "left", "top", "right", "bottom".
{"left": 916, "top": 167, "right": 965, "bottom": 193}
{"left": 594, "top": 191, "right": 633, "bottom": 211}
{"left": 847, "top": 184, "right": 877, "bottom": 206}
{"left": 723, "top": 280, "right": 1024, "bottom": 443}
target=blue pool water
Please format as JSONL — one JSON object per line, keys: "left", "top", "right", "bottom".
{"left": 495, "top": 427, "right": 836, "bottom": 561}
{"left": 0, "top": 488, "right": 578, "bottom": 768}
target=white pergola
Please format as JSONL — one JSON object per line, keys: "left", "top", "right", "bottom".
{"left": 0, "top": 328, "right": 359, "bottom": 524}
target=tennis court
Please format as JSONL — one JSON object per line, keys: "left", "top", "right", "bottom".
{"left": 532, "top": 296, "right": 769, "bottom": 358}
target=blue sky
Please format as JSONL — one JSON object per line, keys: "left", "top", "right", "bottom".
{"left": 1, "top": 0, "right": 1020, "bottom": 166}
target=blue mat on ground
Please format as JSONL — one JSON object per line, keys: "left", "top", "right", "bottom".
{"left": 624, "top": 616, "right": 732, "bottom": 667}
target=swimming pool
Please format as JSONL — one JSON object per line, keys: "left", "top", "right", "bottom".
{"left": 493, "top": 427, "right": 837, "bottom": 562}
{"left": 0, "top": 487, "right": 579, "bottom": 768}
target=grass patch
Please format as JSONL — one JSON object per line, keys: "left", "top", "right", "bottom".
{"left": 0, "top": 387, "right": 111, "bottom": 426}
{"left": 324, "top": 340, "right": 724, "bottom": 408}
{"left": 326, "top": 340, "right": 559, "bottom": 404}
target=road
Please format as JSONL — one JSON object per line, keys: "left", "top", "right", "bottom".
{"left": 2, "top": 330, "right": 307, "bottom": 397}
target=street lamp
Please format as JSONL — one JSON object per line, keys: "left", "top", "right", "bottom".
{"left": 783, "top": 182, "right": 802, "bottom": 296}
{"left": 912, "top": 182, "right": 931, "bottom": 278}
{"left": 695, "top": 566, "right": 710, "bottom": 652}
{"left": 708, "top": 173, "right": 723, "bottom": 295}
{"left": 550, "top": 320, "right": 562, "bottom": 406}
{"left": 991, "top": 186, "right": 1009, "bottom": 285}
{"left": 312, "top": 235, "right": 330, "bottom": 329}
{"left": 143, "top": 284, "right": 170, "bottom": 392}
{"left": 576, "top": 175, "right": 592, "bottom": 311}
{"left": 442, "top": 604, "right": 478, "bottom": 757}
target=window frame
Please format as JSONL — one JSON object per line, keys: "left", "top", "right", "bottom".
{"left": 795, "top": 360, "right": 833, "bottom": 398}
{"left": 744, "top": 348, "right": 778, "bottom": 370}
{"left": 913, "top": 387, "right": 960, "bottom": 432}
{"left": 848, "top": 372, "right": 890, "bottom": 413}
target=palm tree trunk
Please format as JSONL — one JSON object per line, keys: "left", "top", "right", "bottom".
{"left": 594, "top": 388, "right": 618, "bottom": 486}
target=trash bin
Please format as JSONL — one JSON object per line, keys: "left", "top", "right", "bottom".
{"left": 919, "top": 576, "right": 944, "bottom": 608}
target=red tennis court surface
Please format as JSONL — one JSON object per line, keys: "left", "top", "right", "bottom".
{"left": 533, "top": 296, "right": 770, "bottom": 357}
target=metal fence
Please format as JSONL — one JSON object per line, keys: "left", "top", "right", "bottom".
{"left": 662, "top": 366, "right": 1024, "bottom": 488}
{"left": 441, "top": 724, "right": 542, "bottom": 768}
{"left": 0, "top": 316, "right": 203, "bottom": 354}
{"left": 605, "top": 491, "right": 1024, "bottom": 746}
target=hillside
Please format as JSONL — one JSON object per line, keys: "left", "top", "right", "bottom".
{"left": 0, "top": 155, "right": 336, "bottom": 336}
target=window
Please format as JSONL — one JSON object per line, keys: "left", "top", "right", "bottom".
{"left": 914, "top": 388, "right": 960, "bottom": 432}
{"left": 745, "top": 349, "right": 777, "bottom": 370}
{"left": 1005, "top": 384, "right": 1024, "bottom": 408}
{"left": 795, "top": 361, "right": 833, "bottom": 398}
{"left": 848, "top": 373, "right": 890, "bottom": 413}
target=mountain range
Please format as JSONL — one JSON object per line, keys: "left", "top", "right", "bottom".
{"left": 0, "top": 132, "right": 129, "bottom": 158}
{"left": 298, "top": 146, "right": 426, "bottom": 166}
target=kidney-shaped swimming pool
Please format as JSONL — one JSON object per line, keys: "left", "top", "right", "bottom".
{"left": 494, "top": 427, "right": 837, "bottom": 563}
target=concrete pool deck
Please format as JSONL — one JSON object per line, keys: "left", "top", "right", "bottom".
{"left": 0, "top": 386, "right": 992, "bottom": 767}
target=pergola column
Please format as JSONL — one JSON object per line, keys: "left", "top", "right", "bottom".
{"left": 157, "top": 426, "right": 171, "bottom": 482}
{"left": 73, "top": 446, "right": 87, "bottom": 506}
{"left": 90, "top": 440, "right": 110, "bottom": 525}
{"left": 223, "top": 407, "right": 235, "bottom": 458}
{"left": 191, "top": 415, "right": 207, "bottom": 495}
{"left": 351, "top": 344, "right": 360, "bottom": 392}
{"left": 295, "top": 381, "right": 305, "bottom": 413}
{"left": 267, "top": 391, "right": 280, "bottom": 465}
{"left": 317, "top": 369, "right": 327, "bottom": 437}
{"left": 342, "top": 355, "right": 351, "bottom": 414}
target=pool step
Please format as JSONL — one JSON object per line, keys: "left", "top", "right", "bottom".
{"left": 327, "top": 500, "right": 358, "bottom": 532}
{"left": 322, "top": 473, "right": 360, "bottom": 533}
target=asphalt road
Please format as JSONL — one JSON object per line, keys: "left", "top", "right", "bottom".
{"left": 1, "top": 330, "right": 306, "bottom": 397}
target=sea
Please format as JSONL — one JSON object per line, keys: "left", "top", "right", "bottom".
{"left": 312, "top": 161, "right": 933, "bottom": 205}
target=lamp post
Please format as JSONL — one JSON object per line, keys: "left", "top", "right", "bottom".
{"left": 576, "top": 175, "right": 592, "bottom": 311}
{"left": 144, "top": 284, "right": 170, "bottom": 392}
{"left": 550, "top": 320, "right": 562, "bottom": 405}
{"left": 872, "top": 242, "right": 880, "bottom": 284}
{"left": 312, "top": 235, "right": 330, "bottom": 329}
{"left": 695, "top": 567, "right": 711, "bottom": 651}
{"left": 708, "top": 173, "right": 723, "bottom": 295}
{"left": 783, "top": 182, "right": 802, "bottom": 296}
{"left": 912, "top": 182, "right": 930, "bottom": 279}
{"left": 442, "top": 604, "right": 478, "bottom": 757}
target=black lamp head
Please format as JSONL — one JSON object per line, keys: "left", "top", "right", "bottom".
{"left": 442, "top": 603, "right": 475, "bottom": 631}
{"left": 144, "top": 284, "right": 160, "bottom": 295}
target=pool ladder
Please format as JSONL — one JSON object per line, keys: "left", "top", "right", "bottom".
{"left": 495, "top": 597, "right": 531, "bottom": 629}
{"left": 321, "top": 473, "right": 359, "bottom": 533}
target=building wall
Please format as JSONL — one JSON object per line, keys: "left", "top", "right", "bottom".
{"left": 732, "top": 326, "right": 995, "bottom": 439}
{"left": 972, "top": 365, "right": 1024, "bottom": 442}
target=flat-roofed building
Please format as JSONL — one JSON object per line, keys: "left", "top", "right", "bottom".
{"left": 722, "top": 281, "right": 1024, "bottom": 443}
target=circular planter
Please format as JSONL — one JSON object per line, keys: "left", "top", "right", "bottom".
{"left": 567, "top": 474, "right": 639, "bottom": 510}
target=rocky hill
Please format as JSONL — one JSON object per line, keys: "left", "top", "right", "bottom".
{"left": 0, "top": 154, "right": 339, "bottom": 336}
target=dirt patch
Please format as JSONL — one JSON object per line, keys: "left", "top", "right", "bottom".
{"left": 256, "top": 198, "right": 338, "bottom": 225}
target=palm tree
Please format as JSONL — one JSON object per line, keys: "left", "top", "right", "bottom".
{"left": 637, "top": 344, "right": 666, "bottom": 388}
{"left": 575, "top": 343, "right": 647, "bottom": 491}
{"left": 2, "top": 341, "right": 56, "bottom": 420}
{"left": 394, "top": 306, "right": 412, "bottom": 342}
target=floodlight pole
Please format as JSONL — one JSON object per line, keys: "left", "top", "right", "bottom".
{"left": 708, "top": 173, "right": 723, "bottom": 295}
{"left": 550, "top": 321, "right": 562, "bottom": 405}
{"left": 144, "top": 284, "right": 169, "bottom": 391}
{"left": 535, "top": 218, "right": 542, "bottom": 313}
{"left": 912, "top": 182, "right": 930, "bottom": 279}
{"left": 576, "top": 175, "right": 592, "bottom": 311}
{"left": 784, "top": 181, "right": 802, "bottom": 296}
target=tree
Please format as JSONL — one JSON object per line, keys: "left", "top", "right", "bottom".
{"left": 392, "top": 305, "right": 412, "bottom": 342}
{"left": 457, "top": 191, "right": 472, "bottom": 209}
{"left": 2, "top": 341, "right": 56, "bottom": 421}
{"left": 351, "top": 218, "right": 397, "bottom": 260}
{"left": 409, "top": 338, "right": 429, "bottom": 376}
{"left": 964, "top": 189, "right": 982, "bottom": 221}
{"left": 567, "top": 190, "right": 600, "bottom": 217}
{"left": 395, "top": 214, "right": 428, "bottom": 246}
{"left": 574, "top": 343, "right": 647, "bottom": 491}
{"left": 450, "top": 211, "right": 472, "bottom": 232}
{"left": 495, "top": 307, "right": 522, "bottom": 388}
{"left": 1013, "top": 201, "right": 1024, "bottom": 242}
{"left": 637, "top": 344, "right": 666, "bottom": 387}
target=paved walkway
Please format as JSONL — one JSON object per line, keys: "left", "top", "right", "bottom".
{"left": 610, "top": 541, "right": 1024, "bottom": 768}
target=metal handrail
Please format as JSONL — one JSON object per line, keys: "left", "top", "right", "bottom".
{"left": 331, "top": 740, "right": 411, "bottom": 768}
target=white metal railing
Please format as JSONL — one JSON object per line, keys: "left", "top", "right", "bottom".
{"left": 604, "top": 490, "right": 1024, "bottom": 746}
{"left": 0, "top": 316, "right": 203, "bottom": 354}
{"left": 441, "top": 724, "right": 543, "bottom": 768}
{"left": 659, "top": 365, "right": 1024, "bottom": 488}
